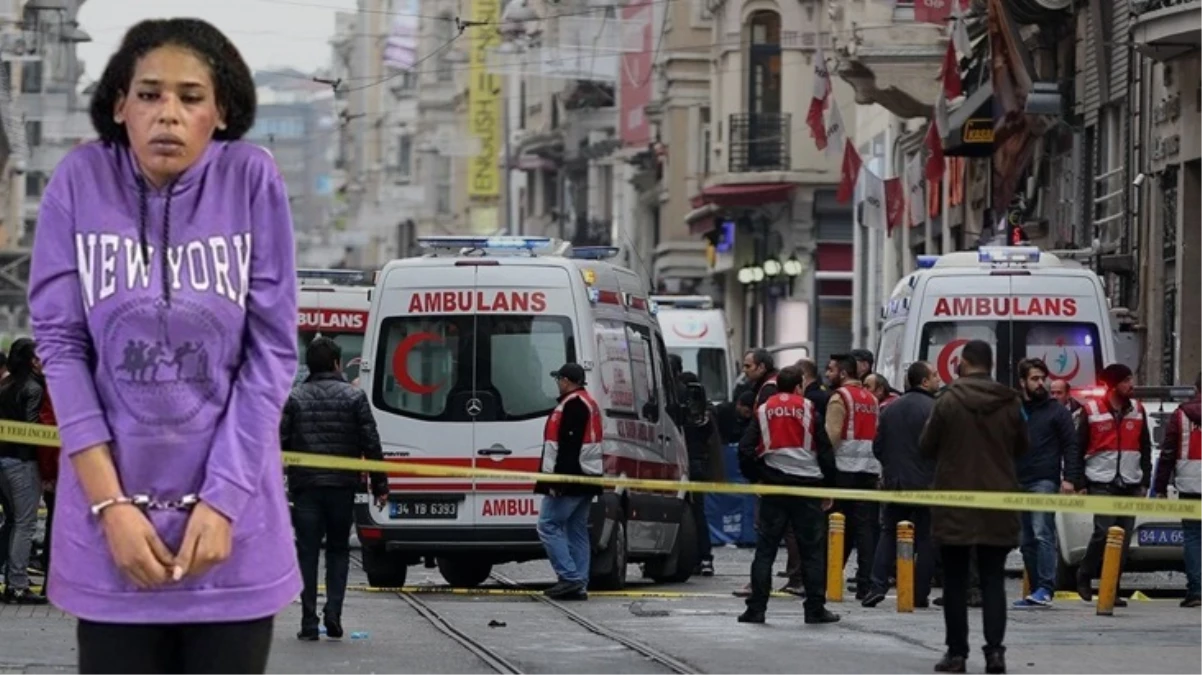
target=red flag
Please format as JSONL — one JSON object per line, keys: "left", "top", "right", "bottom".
{"left": 807, "top": 97, "right": 828, "bottom": 151}
{"left": 835, "top": 139, "right": 862, "bottom": 204}
{"left": 807, "top": 45, "right": 832, "bottom": 150}
{"left": 915, "top": 0, "right": 957, "bottom": 26}
{"left": 884, "top": 177, "right": 905, "bottom": 235}
{"left": 925, "top": 122, "right": 945, "bottom": 183}
{"left": 941, "top": 40, "right": 962, "bottom": 99}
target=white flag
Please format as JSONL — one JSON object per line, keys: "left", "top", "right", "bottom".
{"left": 934, "top": 85, "right": 950, "bottom": 137}
{"left": 824, "top": 98, "right": 845, "bottom": 160}
{"left": 905, "top": 154, "right": 926, "bottom": 227}
{"left": 950, "top": 0, "right": 971, "bottom": 57}
{"left": 861, "top": 170, "right": 887, "bottom": 231}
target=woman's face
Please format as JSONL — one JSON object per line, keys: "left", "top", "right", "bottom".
{"left": 114, "top": 45, "right": 226, "bottom": 187}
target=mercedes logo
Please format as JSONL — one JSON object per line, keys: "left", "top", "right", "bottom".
{"left": 466, "top": 398, "right": 483, "bottom": 416}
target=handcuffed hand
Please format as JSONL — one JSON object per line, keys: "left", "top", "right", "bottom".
{"left": 100, "top": 504, "right": 175, "bottom": 589}
{"left": 173, "top": 501, "right": 233, "bottom": 580}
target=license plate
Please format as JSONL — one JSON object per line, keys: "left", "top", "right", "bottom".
{"left": 390, "top": 499, "right": 459, "bottom": 520}
{"left": 1137, "top": 526, "right": 1184, "bottom": 546}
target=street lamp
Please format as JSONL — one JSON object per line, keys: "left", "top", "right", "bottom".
{"left": 762, "top": 258, "right": 782, "bottom": 278}
{"left": 783, "top": 254, "right": 803, "bottom": 277}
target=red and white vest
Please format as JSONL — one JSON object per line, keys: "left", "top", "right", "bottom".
{"left": 542, "top": 389, "right": 604, "bottom": 476}
{"left": 834, "top": 384, "right": 880, "bottom": 474}
{"left": 880, "top": 392, "right": 901, "bottom": 409}
{"left": 755, "top": 392, "right": 823, "bottom": 479}
{"left": 1172, "top": 409, "right": 1201, "bottom": 494}
{"left": 1083, "top": 398, "right": 1145, "bottom": 485}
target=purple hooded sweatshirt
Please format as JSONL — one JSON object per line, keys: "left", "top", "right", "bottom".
{"left": 28, "top": 140, "right": 301, "bottom": 623}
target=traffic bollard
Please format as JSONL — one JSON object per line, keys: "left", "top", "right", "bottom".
{"left": 1022, "top": 568, "right": 1031, "bottom": 599}
{"left": 896, "top": 520, "right": 915, "bottom": 613}
{"left": 826, "top": 512, "right": 845, "bottom": 602}
{"left": 1096, "top": 526, "right": 1125, "bottom": 616}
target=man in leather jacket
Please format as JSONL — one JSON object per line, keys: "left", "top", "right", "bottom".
{"left": 282, "top": 337, "right": 388, "bottom": 641}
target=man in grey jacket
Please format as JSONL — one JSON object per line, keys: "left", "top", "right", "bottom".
{"left": 861, "top": 361, "right": 941, "bottom": 608}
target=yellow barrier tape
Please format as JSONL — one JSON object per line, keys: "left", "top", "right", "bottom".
{"left": 4, "top": 420, "right": 1198, "bottom": 520}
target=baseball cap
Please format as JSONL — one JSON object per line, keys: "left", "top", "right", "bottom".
{"left": 550, "top": 363, "right": 587, "bottom": 385}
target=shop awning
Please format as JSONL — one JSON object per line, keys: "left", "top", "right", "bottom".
{"left": 943, "top": 82, "right": 994, "bottom": 158}
{"left": 687, "top": 183, "right": 797, "bottom": 234}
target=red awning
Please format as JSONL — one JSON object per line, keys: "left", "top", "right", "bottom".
{"left": 687, "top": 183, "right": 797, "bottom": 234}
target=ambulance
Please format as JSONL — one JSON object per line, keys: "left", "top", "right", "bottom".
{"left": 651, "top": 295, "right": 736, "bottom": 403}
{"left": 876, "top": 246, "right": 1184, "bottom": 588}
{"left": 297, "top": 269, "right": 373, "bottom": 385}
{"left": 355, "top": 236, "right": 697, "bottom": 590}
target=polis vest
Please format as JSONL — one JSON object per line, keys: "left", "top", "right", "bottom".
{"left": 1173, "top": 409, "right": 1201, "bottom": 494}
{"left": 542, "top": 389, "right": 604, "bottom": 476}
{"left": 755, "top": 392, "right": 823, "bottom": 479}
{"left": 1083, "top": 398, "right": 1145, "bottom": 485}
{"left": 835, "top": 384, "right": 880, "bottom": 474}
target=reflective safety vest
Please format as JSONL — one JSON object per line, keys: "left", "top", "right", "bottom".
{"left": 1173, "top": 409, "right": 1202, "bottom": 494}
{"left": 755, "top": 392, "right": 823, "bottom": 479}
{"left": 542, "top": 389, "right": 604, "bottom": 476}
{"left": 835, "top": 384, "right": 880, "bottom": 474}
{"left": 1083, "top": 398, "right": 1145, "bottom": 485}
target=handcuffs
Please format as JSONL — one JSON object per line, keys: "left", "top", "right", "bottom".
{"left": 90, "top": 493, "right": 200, "bottom": 518}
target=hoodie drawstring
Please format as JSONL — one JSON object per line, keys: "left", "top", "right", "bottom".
{"left": 136, "top": 176, "right": 177, "bottom": 349}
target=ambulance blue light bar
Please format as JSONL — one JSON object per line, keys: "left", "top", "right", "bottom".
{"left": 297, "top": 268, "right": 371, "bottom": 284}
{"left": 418, "top": 236, "right": 553, "bottom": 250}
{"left": 650, "top": 295, "right": 715, "bottom": 309}
{"left": 570, "top": 246, "right": 621, "bottom": 260}
{"left": 916, "top": 256, "right": 940, "bottom": 269}
{"left": 978, "top": 246, "right": 1041, "bottom": 264}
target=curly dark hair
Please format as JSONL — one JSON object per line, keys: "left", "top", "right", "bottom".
{"left": 89, "top": 18, "right": 257, "bottom": 145}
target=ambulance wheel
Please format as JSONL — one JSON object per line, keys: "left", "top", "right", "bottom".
{"left": 589, "top": 517, "right": 627, "bottom": 591}
{"left": 645, "top": 505, "right": 699, "bottom": 584}
{"left": 361, "top": 547, "right": 409, "bottom": 589}
{"left": 436, "top": 557, "right": 493, "bottom": 588}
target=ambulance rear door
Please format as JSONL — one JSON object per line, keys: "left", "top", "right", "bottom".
{"left": 371, "top": 264, "right": 479, "bottom": 528}
{"left": 1007, "top": 274, "right": 1108, "bottom": 391}
{"left": 469, "top": 262, "right": 580, "bottom": 527}
{"left": 914, "top": 273, "right": 1014, "bottom": 385}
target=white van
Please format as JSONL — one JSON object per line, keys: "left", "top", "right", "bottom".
{"left": 297, "top": 269, "right": 373, "bottom": 386}
{"left": 876, "top": 246, "right": 1183, "bottom": 587}
{"left": 355, "top": 236, "right": 697, "bottom": 590}
{"left": 651, "top": 295, "right": 736, "bottom": 403}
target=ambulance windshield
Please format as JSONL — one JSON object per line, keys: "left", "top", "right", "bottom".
{"left": 920, "top": 321, "right": 1103, "bottom": 388}
{"left": 668, "top": 347, "right": 729, "bottom": 402}
{"left": 373, "top": 314, "right": 576, "bottom": 422}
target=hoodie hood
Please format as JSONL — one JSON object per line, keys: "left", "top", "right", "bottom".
{"left": 946, "top": 373, "right": 1022, "bottom": 416}
{"left": 1182, "top": 396, "right": 1202, "bottom": 425}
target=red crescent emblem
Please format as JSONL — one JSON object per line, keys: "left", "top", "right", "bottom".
{"left": 671, "top": 321, "right": 710, "bottom": 340}
{"left": 936, "top": 338, "right": 970, "bottom": 384}
{"left": 1041, "top": 351, "right": 1082, "bottom": 384}
{"left": 391, "top": 332, "right": 445, "bottom": 395}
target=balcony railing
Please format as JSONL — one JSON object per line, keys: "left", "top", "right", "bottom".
{"left": 728, "top": 112, "right": 791, "bottom": 173}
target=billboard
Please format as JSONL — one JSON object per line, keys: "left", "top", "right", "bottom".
{"left": 468, "top": 0, "right": 503, "bottom": 199}
{"left": 619, "top": 1, "right": 653, "bottom": 147}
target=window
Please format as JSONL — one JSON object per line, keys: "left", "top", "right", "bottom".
{"left": 20, "top": 60, "right": 41, "bottom": 93}
{"left": 296, "top": 332, "right": 366, "bottom": 385}
{"left": 397, "top": 135, "right": 412, "bottom": 179}
{"left": 434, "top": 154, "right": 452, "bottom": 215}
{"left": 542, "top": 171, "right": 558, "bottom": 213}
{"left": 626, "top": 323, "right": 661, "bottom": 421}
{"left": 747, "top": 11, "right": 782, "bottom": 115}
{"left": 595, "top": 320, "right": 637, "bottom": 414}
{"left": 373, "top": 314, "right": 575, "bottom": 421}
{"left": 876, "top": 321, "right": 905, "bottom": 387}
{"left": 25, "top": 171, "right": 46, "bottom": 198}
{"left": 918, "top": 321, "right": 1103, "bottom": 389}
{"left": 668, "top": 346, "right": 729, "bottom": 402}
{"left": 434, "top": 13, "right": 455, "bottom": 82}
{"left": 24, "top": 120, "right": 41, "bottom": 147}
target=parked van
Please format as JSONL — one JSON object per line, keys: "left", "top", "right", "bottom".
{"left": 651, "top": 295, "right": 736, "bottom": 402}
{"left": 355, "top": 236, "right": 697, "bottom": 590}
{"left": 297, "top": 269, "right": 373, "bottom": 385}
{"left": 875, "top": 246, "right": 1184, "bottom": 586}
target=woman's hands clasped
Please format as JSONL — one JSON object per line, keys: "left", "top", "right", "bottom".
{"left": 100, "top": 501, "right": 233, "bottom": 588}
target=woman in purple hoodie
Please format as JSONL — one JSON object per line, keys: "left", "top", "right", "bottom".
{"left": 28, "top": 19, "right": 300, "bottom": 674}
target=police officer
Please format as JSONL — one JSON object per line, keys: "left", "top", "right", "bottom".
{"left": 1152, "top": 373, "right": 1201, "bottom": 608}
{"left": 825, "top": 353, "right": 881, "bottom": 600}
{"left": 1074, "top": 363, "right": 1152, "bottom": 605}
{"left": 736, "top": 366, "right": 839, "bottom": 625}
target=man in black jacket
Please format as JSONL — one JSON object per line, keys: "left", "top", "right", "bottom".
{"left": 862, "top": 361, "right": 940, "bottom": 608}
{"left": 678, "top": 372, "right": 724, "bottom": 576}
{"left": 536, "top": 363, "right": 603, "bottom": 600}
{"left": 1014, "top": 358, "right": 1080, "bottom": 607}
{"left": 282, "top": 337, "right": 389, "bottom": 641}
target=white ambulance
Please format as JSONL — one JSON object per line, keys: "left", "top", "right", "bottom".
{"left": 296, "top": 269, "right": 373, "bottom": 386}
{"left": 355, "top": 236, "right": 697, "bottom": 590}
{"left": 651, "top": 295, "right": 736, "bottom": 403}
{"left": 876, "top": 246, "right": 1184, "bottom": 588}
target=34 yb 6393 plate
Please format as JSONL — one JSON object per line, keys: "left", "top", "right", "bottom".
{"left": 390, "top": 498, "right": 460, "bottom": 520}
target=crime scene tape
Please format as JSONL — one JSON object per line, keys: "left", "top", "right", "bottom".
{"left": 3, "top": 420, "right": 1198, "bottom": 520}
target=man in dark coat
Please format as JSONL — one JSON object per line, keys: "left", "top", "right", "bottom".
{"left": 919, "top": 340, "right": 1028, "bottom": 675}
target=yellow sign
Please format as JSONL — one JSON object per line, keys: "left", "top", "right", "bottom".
{"left": 5, "top": 419, "right": 1197, "bottom": 520}
{"left": 962, "top": 118, "right": 994, "bottom": 144}
{"left": 468, "top": 0, "right": 502, "bottom": 199}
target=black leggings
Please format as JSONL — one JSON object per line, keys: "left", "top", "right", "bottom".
{"left": 77, "top": 616, "right": 274, "bottom": 674}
